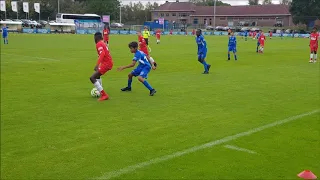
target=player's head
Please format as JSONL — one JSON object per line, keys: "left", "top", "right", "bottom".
{"left": 137, "top": 32, "right": 142, "bottom": 36}
{"left": 196, "top": 29, "right": 202, "bottom": 36}
{"left": 128, "top": 41, "right": 139, "bottom": 53}
{"left": 3, "top": 24, "right": 6, "bottom": 27}
{"left": 94, "top": 32, "right": 103, "bottom": 44}
{"left": 312, "top": 27, "right": 317, "bottom": 33}
{"left": 144, "top": 26, "right": 148, "bottom": 30}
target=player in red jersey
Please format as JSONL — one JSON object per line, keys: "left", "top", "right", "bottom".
{"left": 156, "top": 29, "right": 161, "bottom": 44}
{"left": 309, "top": 27, "right": 318, "bottom": 63}
{"left": 170, "top": 29, "right": 173, "bottom": 35}
{"left": 90, "top": 32, "right": 113, "bottom": 101}
{"left": 269, "top": 31, "right": 273, "bottom": 39}
{"left": 137, "top": 32, "right": 157, "bottom": 68}
{"left": 103, "top": 25, "right": 110, "bottom": 46}
{"left": 192, "top": 29, "right": 196, "bottom": 36}
{"left": 258, "top": 32, "right": 266, "bottom": 53}
{"left": 253, "top": 31, "right": 257, "bottom": 39}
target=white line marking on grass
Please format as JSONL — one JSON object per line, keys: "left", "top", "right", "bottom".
{"left": 224, "top": 144, "right": 257, "bottom": 154}
{"left": 1, "top": 53, "right": 60, "bottom": 61}
{"left": 94, "top": 109, "right": 319, "bottom": 180}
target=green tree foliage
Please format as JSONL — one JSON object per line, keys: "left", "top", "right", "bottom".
{"left": 280, "top": 0, "right": 291, "bottom": 5}
{"left": 290, "top": 0, "right": 320, "bottom": 26}
{"left": 262, "top": 0, "right": 272, "bottom": 5}
{"left": 248, "top": 0, "right": 260, "bottom": 5}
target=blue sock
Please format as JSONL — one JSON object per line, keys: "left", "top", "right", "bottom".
{"left": 128, "top": 79, "right": 132, "bottom": 88}
{"left": 142, "top": 80, "right": 153, "bottom": 91}
{"left": 3, "top": 40, "right": 5, "bottom": 44}
{"left": 201, "top": 61, "right": 208, "bottom": 72}
{"left": 256, "top": 46, "right": 259, "bottom": 52}
{"left": 228, "top": 53, "right": 230, "bottom": 59}
{"left": 234, "top": 54, "right": 237, "bottom": 60}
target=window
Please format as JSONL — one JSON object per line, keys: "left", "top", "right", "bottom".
{"left": 258, "top": 18, "right": 262, "bottom": 20}
{"left": 204, "top": 18, "right": 207, "bottom": 24}
{"left": 209, "top": 18, "right": 212, "bottom": 25}
{"left": 193, "top": 18, "right": 198, "bottom": 24}
{"left": 166, "top": 13, "right": 169, "bottom": 16}
{"left": 160, "top": 13, "right": 164, "bottom": 17}
{"left": 172, "top": 13, "right": 176, "bottom": 16}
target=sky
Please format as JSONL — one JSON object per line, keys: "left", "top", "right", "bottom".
{"left": 120, "top": 0, "right": 282, "bottom": 5}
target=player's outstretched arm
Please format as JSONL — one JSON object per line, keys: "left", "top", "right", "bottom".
{"left": 117, "top": 61, "right": 136, "bottom": 71}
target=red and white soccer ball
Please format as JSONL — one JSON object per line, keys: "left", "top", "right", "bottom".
{"left": 91, "top": 88, "right": 100, "bottom": 98}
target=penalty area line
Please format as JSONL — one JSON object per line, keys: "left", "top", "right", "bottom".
{"left": 94, "top": 109, "right": 319, "bottom": 180}
{"left": 224, "top": 144, "right": 257, "bottom": 154}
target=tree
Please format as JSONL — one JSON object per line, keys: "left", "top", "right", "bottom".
{"left": 280, "top": 0, "right": 291, "bottom": 5}
{"left": 248, "top": 0, "right": 259, "bottom": 5}
{"left": 290, "top": 0, "right": 320, "bottom": 27}
{"left": 189, "top": 0, "right": 231, "bottom": 6}
{"left": 262, "top": 0, "right": 272, "bottom": 5}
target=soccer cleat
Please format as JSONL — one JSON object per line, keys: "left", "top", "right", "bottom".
{"left": 202, "top": 71, "right": 209, "bottom": 74}
{"left": 227, "top": 58, "right": 230, "bottom": 61}
{"left": 150, "top": 89, "right": 157, "bottom": 96}
{"left": 98, "top": 94, "right": 109, "bottom": 101}
{"left": 309, "top": 60, "right": 314, "bottom": 63}
{"left": 121, "top": 87, "right": 132, "bottom": 91}
{"left": 207, "top": 64, "right": 211, "bottom": 72}
{"left": 154, "top": 62, "right": 158, "bottom": 67}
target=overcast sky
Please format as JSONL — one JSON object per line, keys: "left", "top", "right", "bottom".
{"left": 120, "top": 0, "right": 282, "bottom": 5}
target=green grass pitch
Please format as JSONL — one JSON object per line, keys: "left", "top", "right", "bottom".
{"left": 1, "top": 34, "right": 319, "bottom": 179}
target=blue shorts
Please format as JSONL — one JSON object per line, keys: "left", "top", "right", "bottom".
{"left": 257, "top": 42, "right": 260, "bottom": 46}
{"left": 2, "top": 34, "right": 8, "bottom": 38}
{"left": 131, "top": 66, "right": 151, "bottom": 78}
{"left": 198, "top": 53, "right": 207, "bottom": 60}
{"left": 228, "top": 46, "right": 237, "bottom": 52}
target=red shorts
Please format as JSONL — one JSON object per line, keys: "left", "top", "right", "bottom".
{"left": 310, "top": 45, "right": 318, "bottom": 52}
{"left": 156, "top": 35, "right": 160, "bottom": 39}
{"left": 260, "top": 43, "right": 265, "bottom": 46}
{"left": 141, "top": 48, "right": 149, "bottom": 56}
{"left": 98, "top": 64, "right": 112, "bottom": 75}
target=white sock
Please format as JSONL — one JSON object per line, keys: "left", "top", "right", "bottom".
{"left": 94, "top": 81, "right": 103, "bottom": 92}
{"left": 97, "top": 78, "right": 102, "bottom": 86}
{"left": 314, "top": 54, "right": 317, "bottom": 61}
{"left": 149, "top": 57, "right": 155, "bottom": 63}
{"left": 261, "top": 47, "right": 264, "bottom": 52}
{"left": 310, "top": 54, "right": 314, "bottom": 61}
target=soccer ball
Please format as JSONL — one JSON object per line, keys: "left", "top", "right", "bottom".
{"left": 91, "top": 88, "right": 100, "bottom": 98}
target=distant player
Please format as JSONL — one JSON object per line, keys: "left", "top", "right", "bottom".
{"left": 90, "top": 32, "right": 113, "bottom": 101}
{"left": 269, "top": 31, "right": 273, "bottom": 39}
{"left": 258, "top": 32, "right": 266, "bottom": 53}
{"left": 244, "top": 30, "right": 248, "bottom": 41}
{"left": 118, "top": 41, "right": 157, "bottom": 96}
{"left": 137, "top": 32, "right": 157, "bottom": 67}
{"left": 280, "top": 30, "right": 284, "bottom": 39}
{"left": 2, "top": 24, "right": 8, "bottom": 44}
{"left": 192, "top": 29, "right": 196, "bottom": 36}
{"left": 170, "top": 29, "right": 173, "bottom": 35}
{"left": 103, "top": 25, "right": 110, "bottom": 46}
{"left": 228, "top": 32, "right": 238, "bottom": 60}
{"left": 309, "top": 27, "right": 318, "bottom": 63}
{"left": 156, "top": 29, "right": 161, "bottom": 44}
{"left": 256, "top": 30, "right": 261, "bottom": 53}
{"left": 196, "top": 29, "right": 211, "bottom": 74}
{"left": 142, "top": 26, "right": 151, "bottom": 52}
{"left": 253, "top": 31, "right": 257, "bottom": 39}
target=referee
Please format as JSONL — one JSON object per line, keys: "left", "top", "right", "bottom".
{"left": 142, "top": 26, "right": 151, "bottom": 52}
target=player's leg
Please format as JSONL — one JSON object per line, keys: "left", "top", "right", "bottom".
{"left": 314, "top": 50, "right": 317, "bottom": 63}
{"left": 121, "top": 73, "right": 134, "bottom": 91}
{"left": 233, "top": 48, "right": 238, "bottom": 60}
{"left": 146, "top": 55, "right": 157, "bottom": 68}
{"left": 256, "top": 42, "right": 260, "bottom": 53}
{"left": 260, "top": 45, "right": 264, "bottom": 53}
{"left": 90, "top": 71, "right": 108, "bottom": 101}
{"left": 198, "top": 54, "right": 210, "bottom": 74}
{"left": 310, "top": 49, "right": 314, "bottom": 63}
{"left": 137, "top": 68, "right": 156, "bottom": 96}
{"left": 228, "top": 50, "right": 231, "bottom": 60}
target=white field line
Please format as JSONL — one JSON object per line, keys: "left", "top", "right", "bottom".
{"left": 224, "top": 144, "right": 257, "bottom": 154}
{"left": 94, "top": 109, "right": 319, "bottom": 180}
{"left": 1, "top": 53, "right": 60, "bottom": 61}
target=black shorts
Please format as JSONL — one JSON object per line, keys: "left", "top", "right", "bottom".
{"left": 144, "top": 38, "right": 149, "bottom": 45}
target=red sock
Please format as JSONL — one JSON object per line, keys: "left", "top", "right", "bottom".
{"left": 101, "top": 90, "right": 107, "bottom": 96}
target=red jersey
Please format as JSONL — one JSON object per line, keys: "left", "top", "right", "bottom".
{"left": 258, "top": 35, "right": 266, "bottom": 45}
{"left": 103, "top": 29, "right": 109, "bottom": 41}
{"left": 170, "top": 30, "right": 173, "bottom": 35}
{"left": 269, "top": 32, "right": 273, "bottom": 37}
{"left": 310, "top": 33, "right": 319, "bottom": 47}
{"left": 138, "top": 35, "right": 149, "bottom": 55}
{"left": 96, "top": 41, "right": 113, "bottom": 68}
{"left": 253, "top": 32, "right": 257, "bottom": 37}
{"left": 192, "top": 29, "right": 196, "bottom": 35}
{"left": 156, "top": 30, "right": 161, "bottom": 38}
